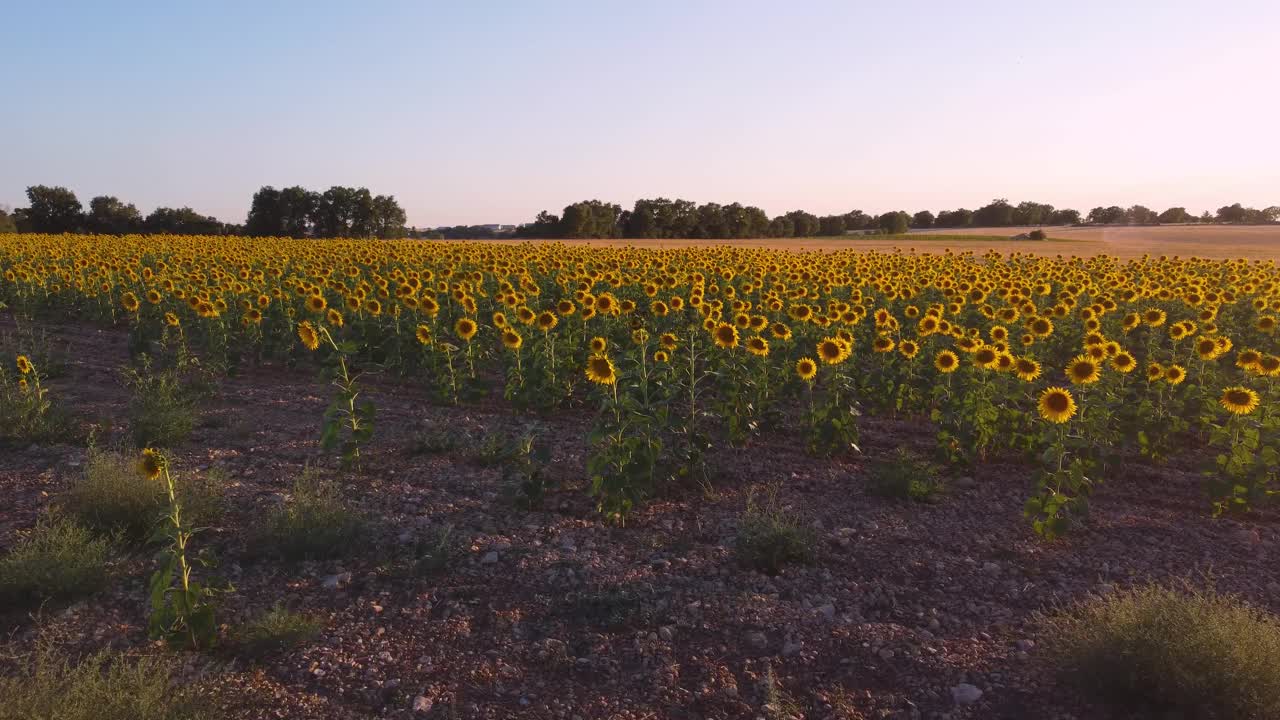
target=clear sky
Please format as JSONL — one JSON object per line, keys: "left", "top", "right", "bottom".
{"left": 2, "top": 0, "right": 1277, "bottom": 227}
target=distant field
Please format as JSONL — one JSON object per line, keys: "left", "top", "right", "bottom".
{"left": 495, "top": 224, "right": 1280, "bottom": 260}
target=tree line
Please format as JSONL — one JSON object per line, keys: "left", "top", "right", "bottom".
{"left": 0, "top": 185, "right": 408, "bottom": 238}
{"left": 512, "top": 198, "right": 1280, "bottom": 239}
{"left": 2, "top": 185, "right": 1276, "bottom": 238}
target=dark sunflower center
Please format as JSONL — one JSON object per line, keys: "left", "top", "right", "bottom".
{"left": 1046, "top": 393, "right": 1070, "bottom": 412}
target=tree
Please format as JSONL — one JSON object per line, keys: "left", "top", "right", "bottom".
{"left": 910, "top": 210, "right": 935, "bottom": 229}
{"left": 784, "top": 210, "right": 820, "bottom": 237}
{"left": 818, "top": 215, "right": 847, "bottom": 236}
{"left": 0, "top": 207, "right": 16, "bottom": 234}
{"left": 768, "top": 216, "right": 795, "bottom": 238}
{"left": 935, "top": 208, "right": 973, "bottom": 228}
{"left": 370, "top": 194, "right": 407, "bottom": 238}
{"left": 1158, "top": 207, "right": 1193, "bottom": 224}
{"left": 86, "top": 195, "right": 142, "bottom": 234}
{"left": 1012, "top": 201, "right": 1055, "bottom": 226}
{"left": 1049, "top": 208, "right": 1081, "bottom": 225}
{"left": 842, "top": 210, "right": 873, "bottom": 230}
{"left": 877, "top": 211, "right": 910, "bottom": 235}
{"left": 972, "top": 199, "right": 1015, "bottom": 227}
{"left": 1262, "top": 206, "right": 1280, "bottom": 223}
{"left": 144, "top": 207, "right": 224, "bottom": 235}
{"left": 24, "top": 185, "right": 83, "bottom": 233}
{"left": 1126, "top": 205, "right": 1158, "bottom": 224}
{"left": 693, "top": 203, "right": 728, "bottom": 239}
{"left": 1216, "top": 203, "right": 1248, "bottom": 223}
{"left": 515, "top": 211, "right": 561, "bottom": 238}
{"left": 1086, "top": 206, "right": 1126, "bottom": 224}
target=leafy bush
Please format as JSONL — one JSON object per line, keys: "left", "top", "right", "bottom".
{"left": 0, "top": 515, "right": 111, "bottom": 607}
{"left": 235, "top": 605, "right": 323, "bottom": 658}
{"left": 867, "top": 447, "right": 945, "bottom": 502}
{"left": 1042, "top": 583, "right": 1280, "bottom": 718}
{"left": 257, "top": 468, "right": 365, "bottom": 561}
{"left": 63, "top": 449, "right": 224, "bottom": 542}
{"left": 0, "top": 361, "right": 74, "bottom": 444}
{"left": 1029, "top": 229, "right": 1047, "bottom": 240}
{"left": 123, "top": 361, "right": 199, "bottom": 448}
{"left": 735, "top": 484, "right": 815, "bottom": 574}
{"left": 0, "top": 638, "right": 207, "bottom": 720}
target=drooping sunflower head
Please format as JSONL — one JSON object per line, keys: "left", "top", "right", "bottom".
{"left": 455, "top": 317, "right": 478, "bottom": 342}
{"left": 590, "top": 336, "right": 607, "bottom": 354}
{"left": 1038, "top": 386, "right": 1077, "bottom": 423}
{"left": 714, "top": 323, "right": 739, "bottom": 349}
{"left": 796, "top": 357, "right": 818, "bottom": 382}
{"left": 138, "top": 448, "right": 164, "bottom": 480}
{"left": 1219, "top": 386, "right": 1260, "bottom": 416}
{"left": 1066, "top": 355, "right": 1101, "bottom": 385}
{"left": 1234, "top": 348, "right": 1262, "bottom": 371}
{"left": 415, "top": 324, "right": 433, "bottom": 346}
{"left": 15, "top": 355, "right": 33, "bottom": 375}
{"left": 585, "top": 354, "right": 617, "bottom": 385}
{"left": 934, "top": 350, "right": 959, "bottom": 373}
{"left": 165, "top": 312, "right": 180, "bottom": 327}
{"left": 297, "top": 320, "right": 320, "bottom": 351}
{"left": 326, "top": 308, "right": 344, "bottom": 327}
{"left": 121, "top": 292, "right": 140, "bottom": 313}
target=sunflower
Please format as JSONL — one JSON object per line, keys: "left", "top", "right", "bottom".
{"left": 557, "top": 299, "right": 576, "bottom": 316}
{"left": 589, "top": 336, "right": 607, "bottom": 354}
{"left": 1142, "top": 308, "right": 1166, "bottom": 327}
{"left": 817, "top": 337, "right": 849, "bottom": 364}
{"left": 1219, "top": 386, "right": 1260, "bottom": 416}
{"left": 243, "top": 308, "right": 263, "bottom": 325}
{"left": 138, "top": 448, "right": 164, "bottom": 480}
{"left": 653, "top": 350, "right": 670, "bottom": 363}
{"left": 1065, "top": 355, "right": 1101, "bottom": 385}
{"left": 1038, "top": 387, "right": 1077, "bottom": 423}
{"left": 146, "top": 289, "right": 163, "bottom": 305}
{"left": 492, "top": 311, "right": 508, "bottom": 327}
{"left": 872, "top": 336, "right": 895, "bottom": 353}
{"left": 306, "top": 294, "right": 327, "bottom": 313}
{"left": 934, "top": 350, "right": 959, "bottom": 373}
{"left": 1029, "top": 317, "right": 1054, "bottom": 338}
{"left": 796, "top": 357, "right": 818, "bottom": 382}
{"left": 660, "top": 333, "right": 678, "bottom": 351}
{"left": 326, "top": 308, "right": 344, "bottom": 327}
{"left": 1103, "top": 351, "right": 1134, "bottom": 373}
{"left": 973, "top": 346, "right": 998, "bottom": 368}
{"left": 121, "top": 292, "right": 140, "bottom": 312}
{"left": 297, "top": 320, "right": 320, "bottom": 351}
{"left": 536, "top": 311, "right": 558, "bottom": 332}
{"left": 713, "top": 323, "right": 739, "bottom": 349}
{"left": 1014, "top": 356, "right": 1041, "bottom": 382}
{"left": 632, "top": 329, "right": 650, "bottom": 345}
{"left": 415, "top": 324, "right": 433, "bottom": 345}
{"left": 898, "top": 340, "right": 919, "bottom": 359}
{"left": 746, "top": 336, "right": 770, "bottom": 357}
{"left": 1146, "top": 362, "right": 1164, "bottom": 381}
{"left": 770, "top": 323, "right": 792, "bottom": 340}
{"left": 1258, "top": 316, "right": 1277, "bottom": 334}
{"left": 1164, "top": 364, "right": 1186, "bottom": 385}
{"left": 502, "top": 329, "right": 523, "bottom": 350}
{"left": 165, "top": 312, "right": 180, "bottom": 327}
{"left": 454, "top": 317, "right": 478, "bottom": 342}
{"left": 1259, "top": 355, "right": 1280, "bottom": 377}
{"left": 1194, "top": 336, "right": 1220, "bottom": 360}
{"left": 15, "top": 355, "right": 32, "bottom": 375}
{"left": 585, "top": 354, "right": 617, "bottom": 385}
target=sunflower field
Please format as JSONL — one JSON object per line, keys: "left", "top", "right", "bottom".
{"left": 2, "top": 234, "right": 1278, "bottom": 536}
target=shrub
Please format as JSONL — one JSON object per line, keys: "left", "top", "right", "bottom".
{"left": 1042, "top": 583, "right": 1280, "bottom": 718}
{"left": 0, "top": 638, "right": 207, "bottom": 720}
{"left": 257, "top": 468, "right": 365, "bottom": 561}
{"left": 735, "top": 484, "right": 815, "bottom": 574}
{"left": 63, "top": 449, "right": 225, "bottom": 542}
{"left": 384, "top": 524, "right": 454, "bottom": 578}
{"left": 235, "top": 605, "right": 323, "bottom": 658}
{"left": 1029, "top": 229, "right": 1047, "bottom": 240}
{"left": 0, "top": 359, "right": 74, "bottom": 444}
{"left": 0, "top": 515, "right": 111, "bottom": 607}
{"left": 123, "top": 361, "right": 199, "bottom": 448}
{"left": 867, "top": 447, "right": 945, "bottom": 502}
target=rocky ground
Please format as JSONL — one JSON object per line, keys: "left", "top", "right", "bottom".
{"left": 2, "top": 319, "right": 1278, "bottom": 719}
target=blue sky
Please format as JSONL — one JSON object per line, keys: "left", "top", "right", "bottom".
{"left": 2, "top": 0, "right": 1277, "bottom": 226}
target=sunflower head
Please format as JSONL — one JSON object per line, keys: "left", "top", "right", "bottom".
{"left": 502, "top": 329, "right": 523, "bottom": 350}
{"left": 537, "top": 311, "right": 558, "bottom": 331}
{"left": 326, "top": 308, "right": 344, "bottom": 327}
{"left": 817, "top": 337, "right": 848, "bottom": 364}
{"left": 455, "top": 317, "right": 478, "bottom": 341}
{"left": 585, "top": 354, "right": 617, "bottom": 385}
{"left": 1219, "top": 386, "right": 1260, "bottom": 416}
{"left": 745, "top": 335, "right": 770, "bottom": 357}
{"left": 121, "top": 292, "right": 140, "bottom": 312}
{"left": 1110, "top": 351, "right": 1136, "bottom": 373}
{"left": 306, "top": 294, "right": 327, "bottom": 313}
{"left": 165, "top": 312, "right": 180, "bottom": 327}
{"left": 1066, "top": 355, "right": 1101, "bottom": 385}
{"left": 1015, "top": 356, "right": 1041, "bottom": 382}
{"left": 297, "top": 320, "right": 320, "bottom": 351}
{"left": 1038, "top": 387, "right": 1077, "bottom": 423}
{"left": 873, "top": 336, "right": 895, "bottom": 353}
{"left": 590, "top": 336, "right": 607, "bottom": 354}
{"left": 15, "top": 355, "right": 33, "bottom": 375}
{"left": 1164, "top": 364, "right": 1186, "bottom": 385}
{"left": 415, "top": 324, "right": 433, "bottom": 346}
{"left": 796, "top": 357, "right": 818, "bottom": 382}
{"left": 653, "top": 350, "right": 670, "bottom": 363}
{"left": 899, "top": 340, "right": 919, "bottom": 359}
{"left": 138, "top": 448, "right": 165, "bottom": 480}
{"left": 973, "top": 347, "right": 998, "bottom": 368}
{"left": 934, "top": 350, "right": 959, "bottom": 373}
